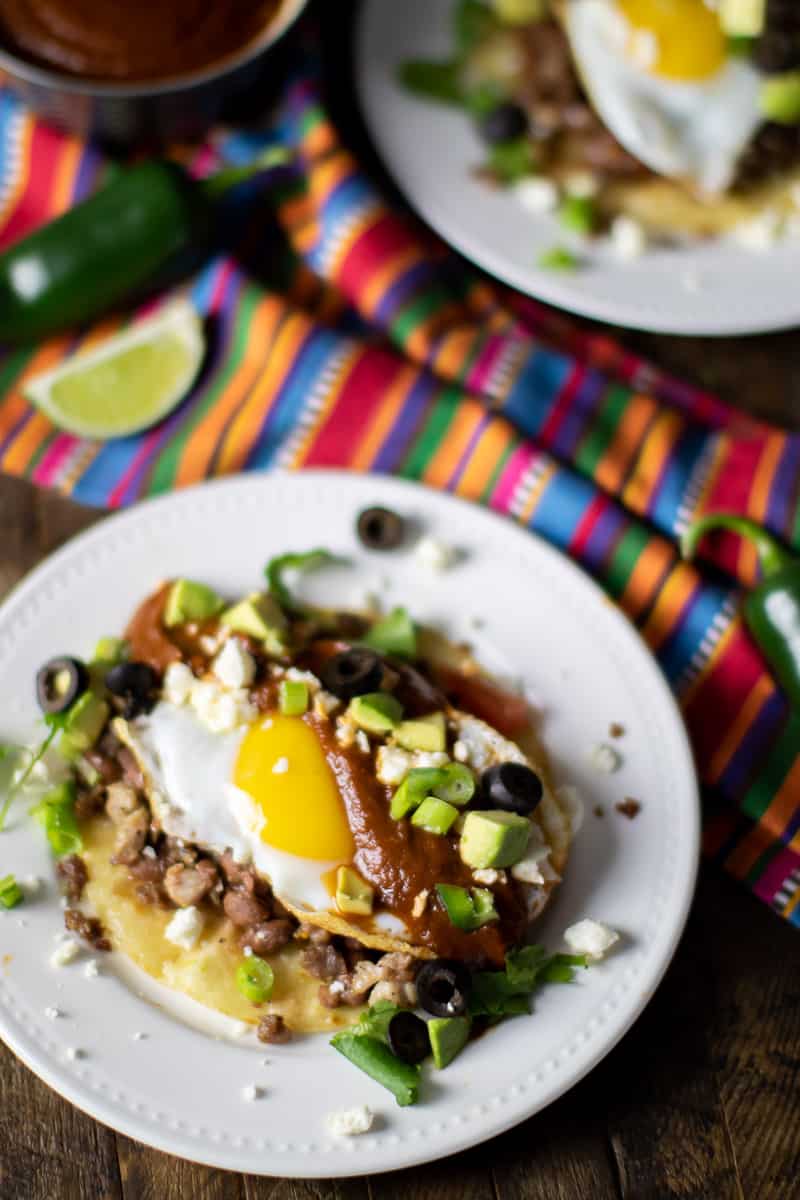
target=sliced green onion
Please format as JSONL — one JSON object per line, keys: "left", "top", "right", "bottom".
{"left": 236, "top": 956, "right": 275, "bottom": 1004}
{"left": 362, "top": 607, "right": 417, "bottom": 659}
{"left": 489, "top": 137, "right": 537, "bottom": 183}
{"left": 390, "top": 766, "right": 447, "bottom": 820}
{"left": 559, "top": 193, "right": 596, "bottom": 235}
{"left": 398, "top": 59, "right": 464, "bottom": 105}
{"left": 432, "top": 762, "right": 475, "bottom": 806}
{"left": 0, "top": 874, "right": 23, "bottom": 910}
{"left": 265, "top": 549, "right": 341, "bottom": 614}
{"left": 30, "top": 781, "right": 81, "bottom": 857}
{"left": 279, "top": 678, "right": 308, "bottom": 716}
{"left": 436, "top": 883, "right": 498, "bottom": 930}
{"left": 411, "top": 797, "right": 459, "bottom": 836}
{"left": 538, "top": 245, "right": 579, "bottom": 272}
{"left": 330, "top": 1032, "right": 420, "bottom": 1107}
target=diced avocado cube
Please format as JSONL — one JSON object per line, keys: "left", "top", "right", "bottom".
{"left": 411, "top": 796, "right": 459, "bottom": 835}
{"left": 720, "top": 0, "right": 765, "bottom": 37}
{"left": 348, "top": 692, "right": 403, "bottom": 734}
{"left": 336, "top": 867, "right": 374, "bottom": 915}
{"left": 220, "top": 592, "right": 288, "bottom": 657}
{"left": 279, "top": 678, "right": 308, "bottom": 716}
{"left": 92, "top": 636, "right": 127, "bottom": 665}
{"left": 760, "top": 71, "right": 800, "bottom": 125}
{"left": 428, "top": 1016, "right": 471, "bottom": 1068}
{"left": 362, "top": 607, "right": 417, "bottom": 659}
{"left": 164, "top": 579, "right": 225, "bottom": 627}
{"left": 59, "top": 692, "right": 110, "bottom": 760}
{"left": 459, "top": 810, "right": 531, "bottom": 869}
{"left": 394, "top": 712, "right": 446, "bottom": 753}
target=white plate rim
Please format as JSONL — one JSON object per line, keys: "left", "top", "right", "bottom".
{"left": 0, "top": 470, "right": 700, "bottom": 1177}
{"left": 354, "top": 0, "right": 800, "bottom": 337}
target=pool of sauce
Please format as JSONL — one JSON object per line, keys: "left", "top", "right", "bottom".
{"left": 0, "top": 0, "right": 281, "bottom": 81}
{"left": 123, "top": 582, "right": 528, "bottom": 968}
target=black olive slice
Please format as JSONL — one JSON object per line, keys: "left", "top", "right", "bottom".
{"left": 357, "top": 506, "right": 406, "bottom": 551}
{"left": 319, "top": 648, "right": 384, "bottom": 700}
{"left": 416, "top": 959, "right": 472, "bottom": 1019}
{"left": 479, "top": 102, "right": 528, "bottom": 146}
{"left": 35, "top": 657, "right": 89, "bottom": 715}
{"left": 478, "top": 762, "right": 543, "bottom": 816}
{"left": 105, "top": 661, "right": 160, "bottom": 718}
{"left": 387, "top": 1011, "right": 430, "bottom": 1065}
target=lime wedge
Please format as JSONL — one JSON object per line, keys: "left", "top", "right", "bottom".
{"left": 24, "top": 299, "right": 204, "bottom": 439}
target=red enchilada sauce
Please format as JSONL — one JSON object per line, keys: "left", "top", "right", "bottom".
{"left": 0, "top": 0, "right": 281, "bottom": 80}
{"left": 124, "top": 584, "right": 528, "bottom": 967}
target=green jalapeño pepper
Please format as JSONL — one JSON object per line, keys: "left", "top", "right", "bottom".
{"left": 0, "top": 148, "right": 287, "bottom": 344}
{"left": 682, "top": 513, "right": 800, "bottom": 709}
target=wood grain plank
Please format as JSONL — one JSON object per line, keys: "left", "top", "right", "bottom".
{"left": 244, "top": 1173, "right": 369, "bottom": 1200}
{"left": 366, "top": 1149, "right": 495, "bottom": 1200}
{"left": 0, "top": 1039, "right": 121, "bottom": 1200}
{"left": 705, "top": 873, "right": 800, "bottom": 1199}
{"left": 603, "top": 875, "right": 744, "bottom": 1200}
{"left": 116, "top": 1136, "right": 244, "bottom": 1200}
{"left": 491, "top": 1093, "right": 619, "bottom": 1200}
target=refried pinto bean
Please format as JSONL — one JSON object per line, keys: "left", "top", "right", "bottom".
{"left": 223, "top": 889, "right": 271, "bottom": 928}
{"left": 56, "top": 854, "right": 88, "bottom": 902}
{"left": 241, "top": 919, "right": 294, "bottom": 957}
{"left": 300, "top": 942, "right": 347, "bottom": 981}
{"left": 257, "top": 1014, "right": 291, "bottom": 1044}
{"left": 64, "top": 909, "right": 111, "bottom": 951}
{"left": 163, "top": 860, "right": 219, "bottom": 907}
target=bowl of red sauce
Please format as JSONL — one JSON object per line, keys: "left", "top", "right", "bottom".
{"left": 0, "top": 0, "right": 309, "bottom": 144}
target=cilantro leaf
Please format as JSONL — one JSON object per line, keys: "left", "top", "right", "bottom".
{"left": 470, "top": 945, "right": 589, "bottom": 1017}
{"left": 354, "top": 1000, "right": 402, "bottom": 1041}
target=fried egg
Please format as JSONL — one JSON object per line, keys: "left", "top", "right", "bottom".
{"left": 120, "top": 704, "right": 353, "bottom": 914}
{"left": 115, "top": 655, "right": 572, "bottom": 955}
{"left": 563, "top": 0, "right": 763, "bottom": 194}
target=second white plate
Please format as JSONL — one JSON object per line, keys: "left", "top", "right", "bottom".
{"left": 356, "top": 0, "right": 800, "bottom": 336}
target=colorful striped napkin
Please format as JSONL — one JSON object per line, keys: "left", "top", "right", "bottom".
{"left": 0, "top": 53, "right": 799, "bottom": 926}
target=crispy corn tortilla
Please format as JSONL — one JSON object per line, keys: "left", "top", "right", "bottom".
{"left": 97, "top": 625, "right": 575, "bottom": 1027}
{"left": 80, "top": 814, "right": 360, "bottom": 1032}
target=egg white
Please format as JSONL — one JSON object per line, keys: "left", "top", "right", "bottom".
{"left": 564, "top": 0, "right": 763, "bottom": 194}
{"left": 122, "top": 703, "right": 341, "bottom": 913}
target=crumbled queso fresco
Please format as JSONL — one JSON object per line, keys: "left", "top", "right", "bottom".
{"left": 564, "top": 919, "right": 620, "bottom": 960}
{"left": 325, "top": 1105, "right": 374, "bottom": 1137}
{"left": 164, "top": 905, "right": 205, "bottom": 951}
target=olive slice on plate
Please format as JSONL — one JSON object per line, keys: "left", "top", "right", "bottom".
{"left": 387, "top": 1011, "right": 430, "bottom": 1065}
{"left": 478, "top": 762, "right": 543, "bottom": 816}
{"left": 417, "top": 959, "right": 472, "bottom": 1018}
{"left": 320, "top": 648, "right": 384, "bottom": 699}
{"left": 36, "top": 656, "right": 89, "bottom": 715}
{"left": 478, "top": 102, "right": 528, "bottom": 146}
{"left": 357, "top": 506, "right": 405, "bottom": 551}
{"left": 105, "top": 661, "right": 159, "bottom": 718}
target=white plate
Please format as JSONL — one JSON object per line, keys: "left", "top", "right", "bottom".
{"left": 356, "top": 0, "right": 800, "bottom": 336}
{"left": 0, "top": 471, "right": 699, "bottom": 1176}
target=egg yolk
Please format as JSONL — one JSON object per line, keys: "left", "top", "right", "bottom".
{"left": 617, "top": 0, "right": 726, "bottom": 81}
{"left": 234, "top": 715, "right": 355, "bottom": 862}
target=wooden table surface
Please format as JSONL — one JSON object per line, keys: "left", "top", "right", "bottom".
{"left": 2, "top": 7, "right": 800, "bottom": 1197}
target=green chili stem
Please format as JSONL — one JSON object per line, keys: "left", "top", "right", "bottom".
{"left": 681, "top": 513, "right": 795, "bottom": 578}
